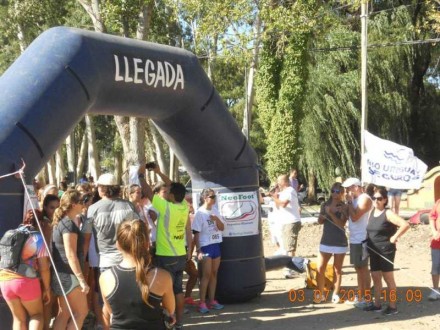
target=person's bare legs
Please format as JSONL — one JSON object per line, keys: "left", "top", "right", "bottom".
{"left": 199, "top": 257, "right": 213, "bottom": 304}
{"left": 42, "top": 290, "right": 54, "bottom": 330}
{"left": 333, "top": 253, "right": 346, "bottom": 296}
{"left": 393, "top": 195, "right": 401, "bottom": 215}
{"left": 316, "top": 251, "right": 332, "bottom": 300}
{"left": 207, "top": 257, "right": 221, "bottom": 302}
{"left": 432, "top": 274, "right": 440, "bottom": 291}
{"left": 184, "top": 260, "right": 198, "bottom": 299}
{"left": 175, "top": 293, "right": 184, "bottom": 325}
{"left": 53, "top": 287, "right": 88, "bottom": 330}
{"left": 370, "top": 271, "right": 383, "bottom": 307}
{"left": 6, "top": 297, "right": 43, "bottom": 330}
{"left": 382, "top": 271, "right": 397, "bottom": 309}
{"left": 355, "top": 265, "right": 370, "bottom": 300}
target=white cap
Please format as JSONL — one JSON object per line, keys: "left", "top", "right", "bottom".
{"left": 97, "top": 173, "right": 118, "bottom": 186}
{"left": 341, "top": 177, "right": 361, "bottom": 188}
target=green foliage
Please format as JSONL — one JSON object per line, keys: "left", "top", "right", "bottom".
{"left": 101, "top": 0, "right": 149, "bottom": 36}
{"left": 301, "top": 23, "right": 360, "bottom": 187}
{"left": 0, "top": 0, "right": 75, "bottom": 74}
{"left": 256, "top": 0, "right": 318, "bottom": 182}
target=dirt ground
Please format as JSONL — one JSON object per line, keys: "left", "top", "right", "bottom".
{"left": 184, "top": 214, "right": 440, "bottom": 330}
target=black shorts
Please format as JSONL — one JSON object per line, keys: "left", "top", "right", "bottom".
{"left": 369, "top": 248, "right": 395, "bottom": 272}
{"left": 156, "top": 255, "right": 187, "bottom": 294}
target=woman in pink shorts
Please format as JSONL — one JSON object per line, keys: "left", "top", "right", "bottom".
{"left": 0, "top": 209, "right": 51, "bottom": 330}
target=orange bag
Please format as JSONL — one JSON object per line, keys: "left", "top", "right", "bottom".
{"left": 305, "top": 261, "right": 334, "bottom": 290}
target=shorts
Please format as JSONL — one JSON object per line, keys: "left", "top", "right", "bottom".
{"left": 200, "top": 243, "right": 221, "bottom": 259}
{"left": 369, "top": 249, "right": 395, "bottom": 272}
{"left": 0, "top": 277, "right": 41, "bottom": 302}
{"left": 51, "top": 272, "right": 80, "bottom": 296}
{"left": 319, "top": 244, "right": 348, "bottom": 254}
{"left": 350, "top": 243, "right": 368, "bottom": 267}
{"left": 282, "top": 222, "right": 302, "bottom": 253}
{"left": 156, "top": 255, "right": 187, "bottom": 295}
{"left": 388, "top": 189, "right": 403, "bottom": 197}
{"left": 432, "top": 249, "right": 440, "bottom": 275}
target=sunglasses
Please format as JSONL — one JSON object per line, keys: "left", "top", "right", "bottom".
{"left": 207, "top": 195, "right": 216, "bottom": 199}
{"left": 372, "top": 196, "right": 384, "bottom": 201}
{"left": 331, "top": 189, "right": 341, "bottom": 194}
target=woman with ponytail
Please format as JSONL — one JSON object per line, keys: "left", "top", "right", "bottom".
{"left": 99, "top": 219, "right": 175, "bottom": 329}
{"left": 51, "top": 190, "right": 89, "bottom": 329}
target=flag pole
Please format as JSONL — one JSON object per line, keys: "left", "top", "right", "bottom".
{"left": 360, "top": 0, "right": 369, "bottom": 177}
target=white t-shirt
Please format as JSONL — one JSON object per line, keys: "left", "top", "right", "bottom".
{"left": 192, "top": 206, "right": 225, "bottom": 247}
{"left": 143, "top": 204, "right": 158, "bottom": 243}
{"left": 348, "top": 193, "right": 372, "bottom": 244}
{"left": 276, "top": 186, "right": 301, "bottom": 225}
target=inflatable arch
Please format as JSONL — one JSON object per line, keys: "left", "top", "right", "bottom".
{"left": 0, "top": 27, "right": 265, "bottom": 308}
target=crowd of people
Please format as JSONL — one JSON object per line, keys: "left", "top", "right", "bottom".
{"left": 0, "top": 164, "right": 226, "bottom": 330}
{"left": 1, "top": 163, "right": 439, "bottom": 329}
{"left": 263, "top": 170, "right": 440, "bottom": 315}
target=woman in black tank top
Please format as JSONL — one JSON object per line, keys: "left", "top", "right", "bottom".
{"left": 99, "top": 219, "right": 175, "bottom": 329}
{"left": 365, "top": 187, "right": 409, "bottom": 315}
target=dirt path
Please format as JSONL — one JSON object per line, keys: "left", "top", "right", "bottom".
{"left": 184, "top": 221, "right": 440, "bottom": 330}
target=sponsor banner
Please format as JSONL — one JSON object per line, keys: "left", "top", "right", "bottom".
{"left": 218, "top": 191, "right": 259, "bottom": 237}
{"left": 362, "top": 130, "right": 428, "bottom": 189}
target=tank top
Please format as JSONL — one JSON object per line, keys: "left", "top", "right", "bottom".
{"left": 320, "top": 203, "right": 348, "bottom": 247}
{"left": 107, "top": 266, "right": 165, "bottom": 330}
{"left": 348, "top": 193, "right": 372, "bottom": 244}
{"left": 153, "top": 195, "right": 188, "bottom": 256}
{"left": 366, "top": 209, "right": 397, "bottom": 254}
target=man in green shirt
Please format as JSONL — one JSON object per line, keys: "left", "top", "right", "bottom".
{"left": 139, "top": 164, "right": 192, "bottom": 329}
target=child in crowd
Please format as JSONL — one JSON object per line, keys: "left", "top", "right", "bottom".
{"left": 192, "top": 189, "right": 225, "bottom": 313}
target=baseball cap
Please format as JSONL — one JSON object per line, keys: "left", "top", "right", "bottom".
{"left": 97, "top": 173, "right": 118, "bottom": 186}
{"left": 341, "top": 177, "right": 361, "bottom": 188}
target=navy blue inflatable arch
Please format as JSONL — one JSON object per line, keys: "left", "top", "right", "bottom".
{"left": 0, "top": 27, "right": 265, "bottom": 315}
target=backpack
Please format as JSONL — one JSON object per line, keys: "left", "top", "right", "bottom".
{"left": 0, "top": 225, "right": 38, "bottom": 277}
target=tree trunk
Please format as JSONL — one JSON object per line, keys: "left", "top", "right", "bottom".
{"left": 55, "top": 147, "right": 65, "bottom": 186}
{"left": 76, "top": 131, "right": 87, "bottom": 180}
{"left": 114, "top": 151, "right": 123, "bottom": 184}
{"left": 150, "top": 122, "right": 168, "bottom": 175}
{"left": 307, "top": 170, "right": 316, "bottom": 203}
{"left": 129, "top": 117, "right": 146, "bottom": 166}
{"left": 77, "top": 0, "right": 105, "bottom": 33}
{"left": 169, "top": 148, "right": 179, "bottom": 182}
{"left": 242, "top": 13, "right": 261, "bottom": 140}
{"left": 65, "top": 133, "right": 75, "bottom": 182}
{"left": 85, "top": 115, "right": 100, "bottom": 179}
{"left": 47, "top": 156, "right": 56, "bottom": 185}
{"left": 136, "top": 1, "right": 153, "bottom": 40}
{"left": 144, "top": 121, "right": 155, "bottom": 161}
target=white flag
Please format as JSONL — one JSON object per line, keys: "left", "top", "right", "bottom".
{"left": 362, "top": 130, "right": 428, "bottom": 189}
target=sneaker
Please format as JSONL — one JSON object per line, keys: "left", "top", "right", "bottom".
{"left": 354, "top": 299, "right": 370, "bottom": 309}
{"left": 184, "top": 296, "right": 197, "bottom": 305}
{"left": 284, "top": 269, "right": 296, "bottom": 279}
{"left": 382, "top": 306, "right": 398, "bottom": 315}
{"left": 344, "top": 295, "right": 359, "bottom": 305}
{"left": 428, "top": 290, "right": 440, "bottom": 301}
{"left": 174, "top": 323, "right": 184, "bottom": 329}
{"left": 313, "top": 293, "right": 326, "bottom": 304}
{"left": 331, "top": 294, "right": 341, "bottom": 304}
{"left": 208, "top": 300, "right": 224, "bottom": 310}
{"left": 198, "top": 302, "right": 210, "bottom": 314}
{"left": 363, "top": 304, "right": 382, "bottom": 312}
